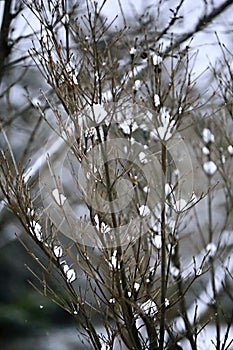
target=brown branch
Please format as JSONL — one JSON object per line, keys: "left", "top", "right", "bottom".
{"left": 0, "top": 0, "right": 13, "bottom": 80}
{"left": 165, "top": 0, "right": 233, "bottom": 54}
{"left": 159, "top": 143, "right": 167, "bottom": 350}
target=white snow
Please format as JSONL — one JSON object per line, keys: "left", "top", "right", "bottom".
{"left": 66, "top": 268, "right": 76, "bottom": 283}
{"left": 170, "top": 265, "right": 180, "bottom": 277}
{"left": 143, "top": 186, "right": 150, "bottom": 193}
{"left": 165, "top": 183, "right": 172, "bottom": 196}
{"left": 110, "top": 250, "right": 120, "bottom": 270}
{"left": 30, "top": 221, "right": 43, "bottom": 242}
{"left": 203, "top": 161, "right": 217, "bottom": 175}
{"left": 119, "top": 119, "right": 138, "bottom": 134}
{"left": 134, "top": 282, "right": 140, "bottom": 291}
{"left": 94, "top": 214, "right": 99, "bottom": 226}
{"left": 206, "top": 242, "right": 217, "bottom": 257}
{"left": 173, "top": 169, "right": 180, "bottom": 177}
{"left": 153, "top": 235, "right": 162, "bottom": 249}
{"left": 202, "top": 146, "right": 210, "bottom": 155}
{"left": 62, "top": 262, "right": 76, "bottom": 283}
{"left": 154, "top": 94, "right": 160, "bottom": 107}
{"left": 152, "top": 53, "right": 162, "bottom": 66}
{"left": 133, "top": 79, "right": 141, "bottom": 91}
{"left": 62, "top": 263, "right": 70, "bottom": 274}
{"left": 139, "top": 205, "right": 150, "bottom": 217}
{"left": 202, "top": 128, "right": 215, "bottom": 144}
{"left": 227, "top": 145, "right": 233, "bottom": 155}
{"left": 52, "top": 189, "right": 66, "bottom": 206}
{"left": 141, "top": 299, "right": 158, "bottom": 316}
{"left": 139, "top": 151, "right": 148, "bottom": 164}
{"left": 130, "top": 47, "right": 137, "bottom": 55}
{"left": 100, "top": 222, "right": 110, "bottom": 234}
{"left": 151, "top": 107, "right": 176, "bottom": 141}
{"left": 53, "top": 245, "right": 63, "bottom": 258}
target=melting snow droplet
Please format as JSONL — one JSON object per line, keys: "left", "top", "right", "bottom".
{"left": 228, "top": 145, "right": 233, "bottom": 155}
{"left": 203, "top": 161, "right": 217, "bottom": 175}
{"left": 202, "top": 128, "right": 215, "bottom": 144}
{"left": 139, "top": 152, "right": 148, "bottom": 164}
{"left": 143, "top": 186, "right": 150, "bottom": 193}
{"left": 66, "top": 268, "right": 76, "bottom": 283}
{"left": 153, "top": 235, "right": 162, "bottom": 249}
{"left": 152, "top": 53, "right": 162, "bottom": 66}
{"left": 133, "top": 80, "right": 141, "bottom": 91}
{"left": 202, "top": 146, "right": 210, "bottom": 155}
{"left": 130, "top": 47, "right": 137, "bottom": 55}
{"left": 61, "top": 263, "right": 76, "bottom": 282}
{"left": 154, "top": 94, "right": 160, "bottom": 107}
{"left": 53, "top": 245, "right": 63, "bottom": 258}
{"left": 134, "top": 282, "right": 140, "bottom": 291}
{"left": 62, "top": 263, "right": 70, "bottom": 274}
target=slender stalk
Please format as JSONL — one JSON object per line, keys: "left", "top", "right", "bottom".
{"left": 159, "top": 143, "right": 167, "bottom": 350}
{"left": 207, "top": 177, "right": 221, "bottom": 350}
{"left": 176, "top": 255, "right": 197, "bottom": 349}
{"left": 96, "top": 126, "right": 142, "bottom": 350}
{"left": 168, "top": 219, "right": 197, "bottom": 350}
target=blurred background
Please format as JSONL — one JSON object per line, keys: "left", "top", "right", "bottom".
{"left": 0, "top": 0, "right": 232, "bottom": 349}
